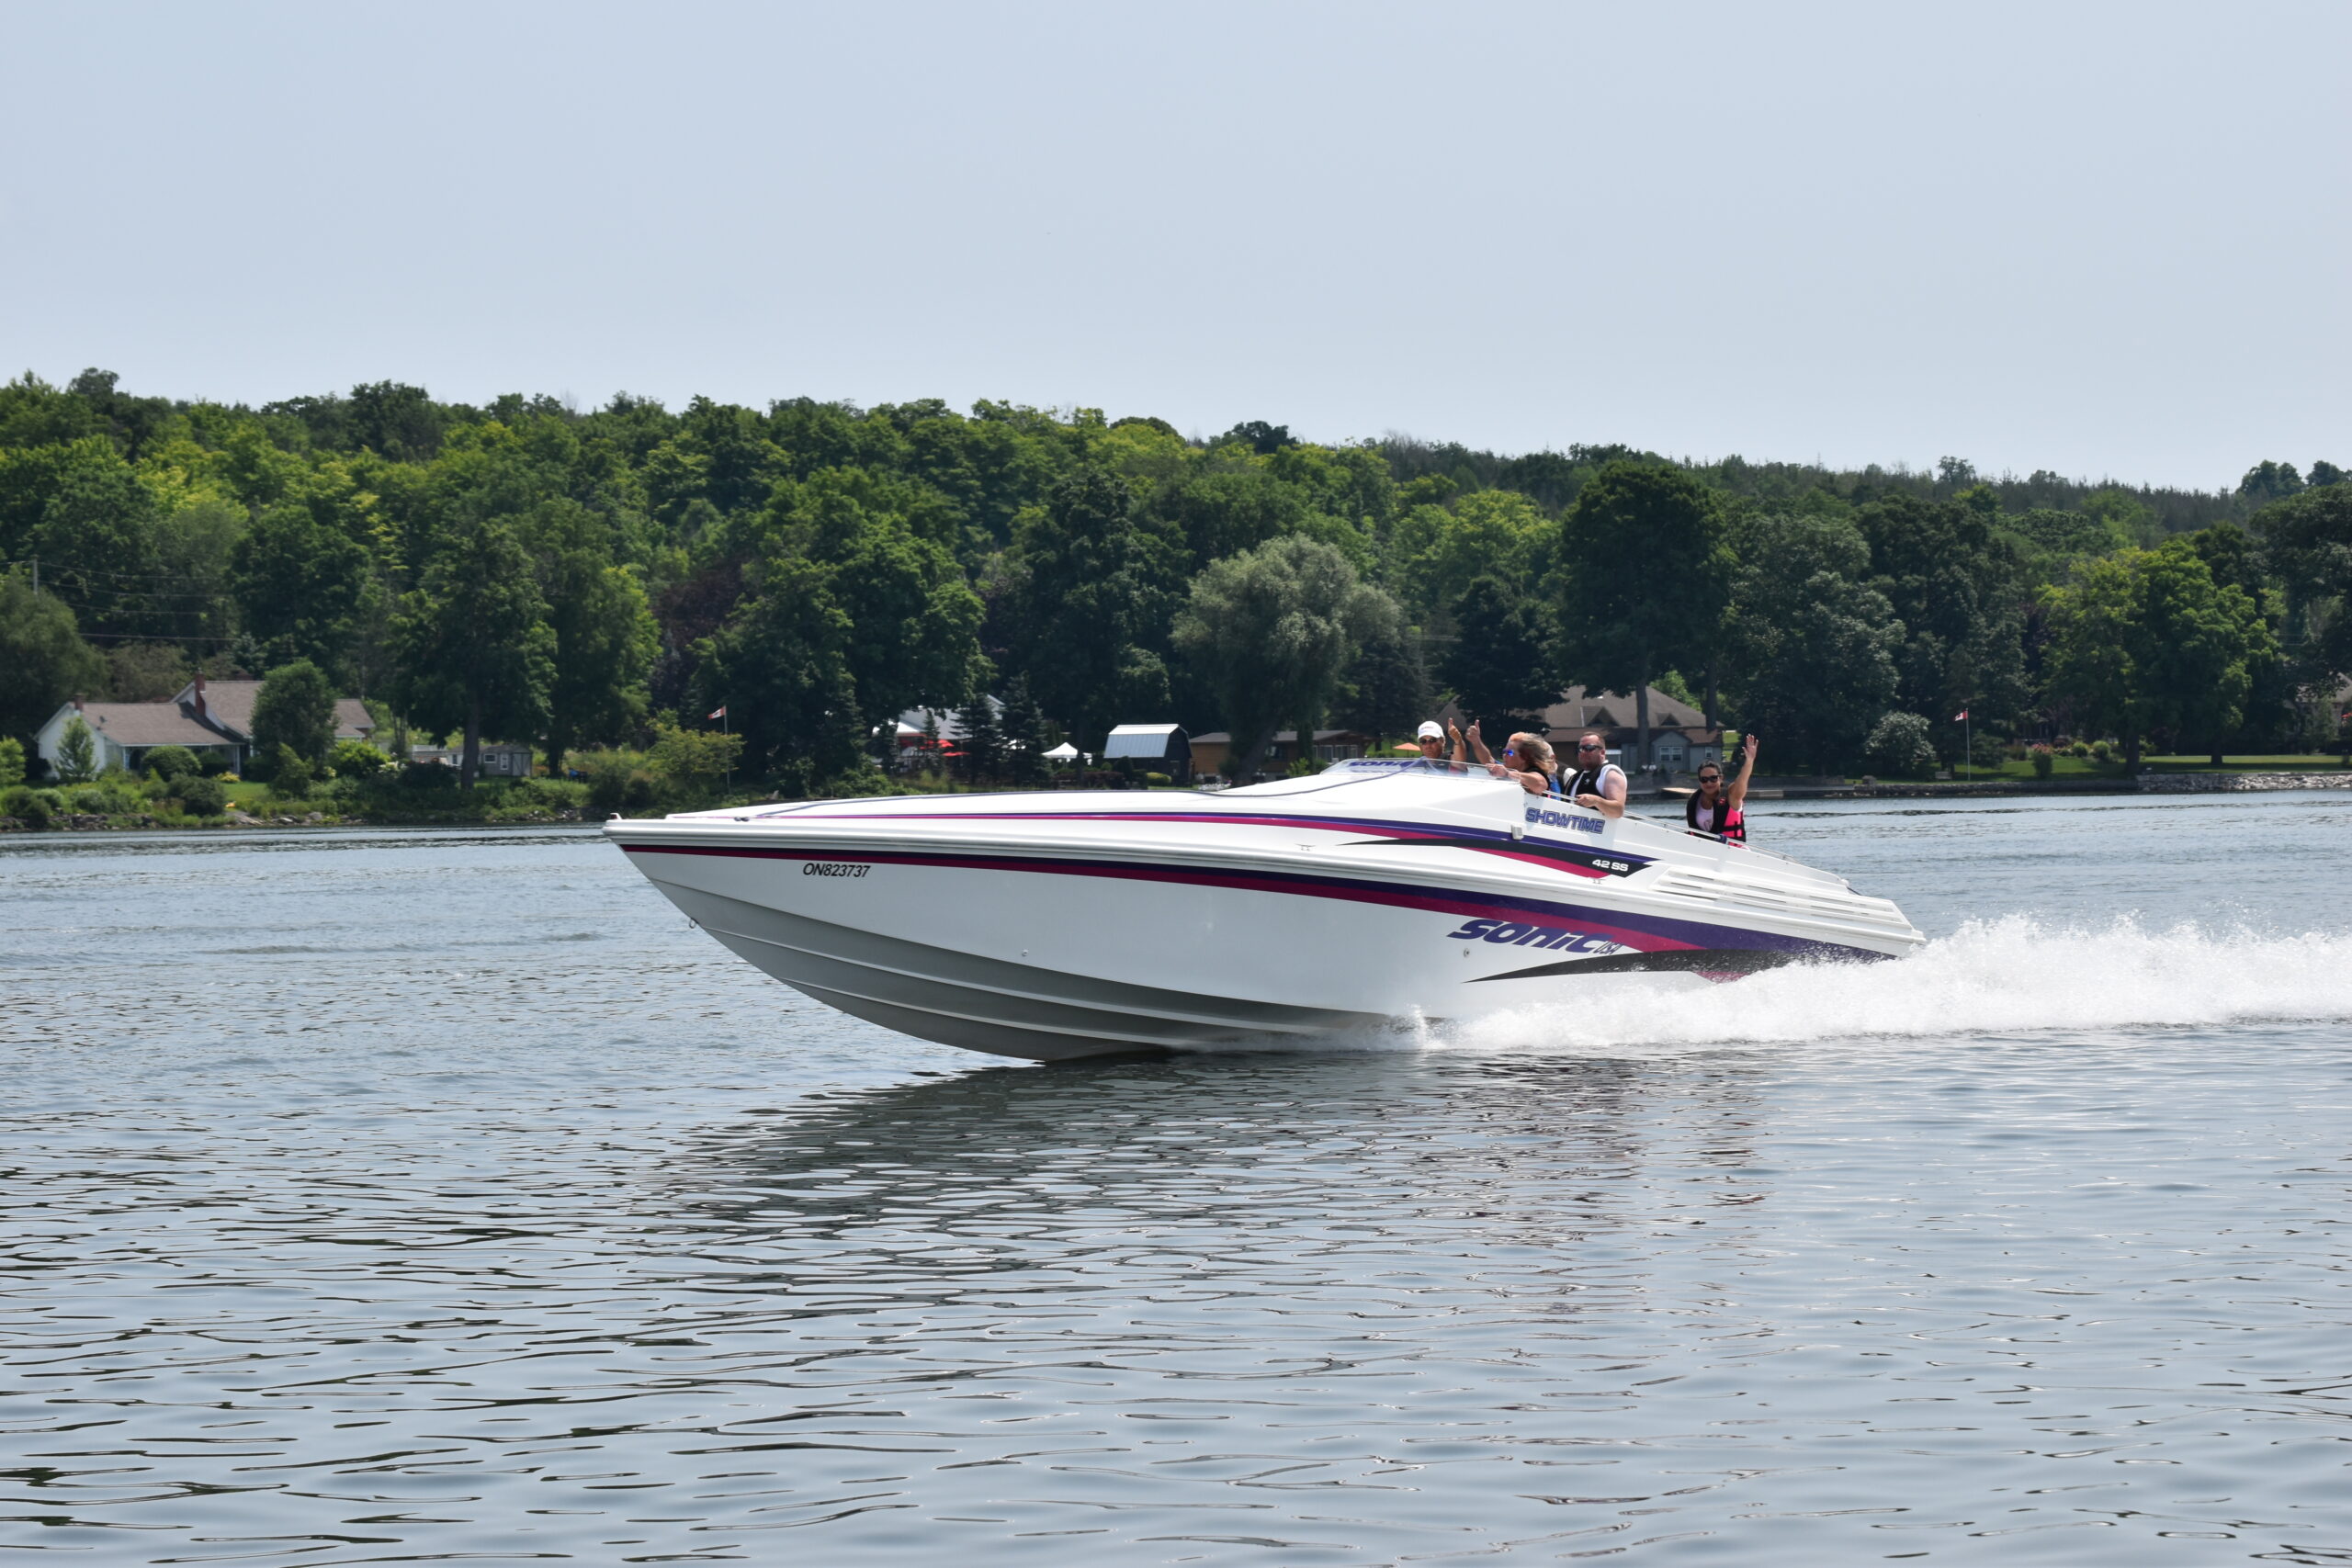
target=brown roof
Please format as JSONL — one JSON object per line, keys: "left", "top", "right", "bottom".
{"left": 1543, "top": 685, "right": 1709, "bottom": 732}
{"left": 77, "top": 704, "right": 229, "bottom": 747}
{"left": 172, "top": 679, "right": 374, "bottom": 740}
{"left": 1190, "top": 728, "right": 1374, "bottom": 746}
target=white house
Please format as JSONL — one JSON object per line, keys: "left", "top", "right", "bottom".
{"left": 32, "top": 673, "right": 379, "bottom": 780}
{"left": 34, "top": 698, "right": 233, "bottom": 778}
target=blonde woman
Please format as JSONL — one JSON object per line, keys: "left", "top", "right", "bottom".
{"left": 1498, "top": 732, "right": 1561, "bottom": 798}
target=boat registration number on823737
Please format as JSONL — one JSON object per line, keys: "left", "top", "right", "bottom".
{"left": 801, "top": 861, "right": 870, "bottom": 878}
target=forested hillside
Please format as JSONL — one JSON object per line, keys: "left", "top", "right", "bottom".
{"left": 3, "top": 368, "right": 2345, "bottom": 789}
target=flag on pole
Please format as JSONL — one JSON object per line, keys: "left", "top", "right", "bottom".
{"left": 1952, "top": 709, "right": 1969, "bottom": 721}
{"left": 708, "top": 705, "right": 728, "bottom": 720}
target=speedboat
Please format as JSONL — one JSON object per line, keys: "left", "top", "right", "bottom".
{"left": 605, "top": 759, "right": 1923, "bottom": 1061}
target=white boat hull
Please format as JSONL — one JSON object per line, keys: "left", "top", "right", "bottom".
{"left": 608, "top": 766, "right": 1924, "bottom": 1062}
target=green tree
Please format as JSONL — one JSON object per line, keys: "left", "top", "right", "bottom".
{"left": 998, "top": 675, "right": 1048, "bottom": 785}
{"left": 2239, "top": 460, "right": 2305, "bottom": 506}
{"left": 1384, "top": 490, "right": 1553, "bottom": 632}
{"left": 1722, "top": 514, "right": 1903, "bottom": 775}
{"left": 693, "top": 556, "right": 866, "bottom": 795}
{"left": 956, "top": 697, "right": 1003, "bottom": 785}
{"left": 232, "top": 500, "right": 370, "bottom": 681}
{"left": 1856, "top": 493, "right": 2029, "bottom": 757}
{"left": 57, "top": 714, "right": 97, "bottom": 783}
{"left": 250, "top": 660, "right": 338, "bottom": 776}
{"left": 1000, "top": 467, "right": 1186, "bottom": 750}
{"left": 390, "top": 513, "right": 554, "bottom": 788}
{"left": 0, "top": 737, "right": 23, "bottom": 789}
{"left": 20, "top": 441, "right": 165, "bottom": 637}
{"left": 2255, "top": 484, "right": 2352, "bottom": 678}
{"left": 1337, "top": 619, "right": 1434, "bottom": 746}
{"left": 795, "top": 472, "right": 987, "bottom": 735}
{"left": 1863, "top": 712, "right": 1937, "bottom": 776}
{"left": 1557, "top": 461, "right": 1735, "bottom": 769}
{"left": 1172, "top": 536, "right": 1400, "bottom": 777}
{"left": 1439, "top": 576, "right": 1555, "bottom": 732}
{"left": 0, "top": 568, "right": 105, "bottom": 750}
{"left": 268, "top": 742, "right": 314, "bottom": 797}
{"left": 533, "top": 502, "right": 657, "bottom": 777}
{"left": 2043, "top": 542, "right": 2273, "bottom": 768}
{"left": 647, "top": 713, "right": 744, "bottom": 793}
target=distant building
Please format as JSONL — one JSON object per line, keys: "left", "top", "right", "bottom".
{"left": 31, "top": 674, "right": 376, "bottom": 779}
{"left": 1102, "top": 724, "right": 1191, "bottom": 782}
{"left": 33, "top": 698, "right": 232, "bottom": 777}
{"left": 411, "top": 742, "right": 534, "bottom": 777}
{"left": 1440, "top": 685, "right": 1723, "bottom": 773}
{"left": 1189, "top": 728, "right": 1374, "bottom": 778}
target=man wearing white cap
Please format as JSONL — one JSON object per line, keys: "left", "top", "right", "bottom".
{"left": 1408, "top": 719, "right": 1467, "bottom": 770}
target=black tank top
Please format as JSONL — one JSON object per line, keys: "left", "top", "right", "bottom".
{"left": 1685, "top": 790, "right": 1747, "bottom": 842}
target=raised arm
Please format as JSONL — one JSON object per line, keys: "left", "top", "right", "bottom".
{"left": 1726, "top": 732, "right": 1758, "bottom": 811}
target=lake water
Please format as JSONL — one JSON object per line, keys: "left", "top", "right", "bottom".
{"left": 4, "top": 794, "right": 2350, "bottom": 1565}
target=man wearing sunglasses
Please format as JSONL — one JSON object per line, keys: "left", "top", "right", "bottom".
{"left": 1561, "top": 731, "right": 1627, "bottom": 819}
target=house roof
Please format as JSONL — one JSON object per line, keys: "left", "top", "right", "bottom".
{"left": 171, "top": 679, "right": 374, "bottom": 740}
{"left": 61, "top": 703, "right": 227, "bottom": 748}
{"left": 894, "top": 698, "right": 1000, "bottom": 743}
{"left": 1190, "top": 728, "right": 1372, "bottom": 746}
{"left": 1103, "top": 723, "right": 1187, "bottom": 759}
{"left": 1440, "top": 685, "right": 1713, "bottom": 735}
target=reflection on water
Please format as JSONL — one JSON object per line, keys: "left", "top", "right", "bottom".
{"left": 4, "top": 806, "right": 2352, "bottom": 1563}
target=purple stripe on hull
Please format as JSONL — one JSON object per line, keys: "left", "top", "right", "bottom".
{"left": 793, "top": 808, "right": 1658, "bottom": 874}
{"left": 620, "top": 841, "right": 1871, "bottom": 961}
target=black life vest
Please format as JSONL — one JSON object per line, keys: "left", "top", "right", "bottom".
{"left": 1566, "top": 762, "right": 1624, "bottom": 802}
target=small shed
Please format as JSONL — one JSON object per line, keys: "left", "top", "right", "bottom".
{"left": 412, "top": 742, "right": 535, "bottom": 777}
{"left": 1103, "top": 724, "right": 1190, "bottom": 783}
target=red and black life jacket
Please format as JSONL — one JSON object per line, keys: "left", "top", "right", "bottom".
{"left": 1686, "top": 789, "right": 1747, "bottom": 843}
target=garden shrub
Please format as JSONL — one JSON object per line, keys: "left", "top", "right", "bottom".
{"left": 144, "top": 745, "right": 201, "bottom": 782}
{"left": 3, "top": 785, "right": 52, "bottom": 828}
{"left": 329, "top": 739, "right": 388, "bottom": 778}
{"left": 2091, "top": 739, "right": 2112, "bottom": 761}
{"left": 68, "top": 780, "right": 141, "bottom": 816}
{"left": 268, "top": 744, "right": 313, "bottom": 797}
{"left": 2030, "top": 744, "right": 2055, "bottom": 779}
{"left": 1864, "top": 711, "right": 1937, "bottom": 776}
{"left": 175, "top": 775, "right": 228, "bottom": 816}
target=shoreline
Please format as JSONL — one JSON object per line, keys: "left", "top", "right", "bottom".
{"left": 10, "top": 769, "right": 2352, "bottom": 835}
{"left": 1650, "top": 771, "right": 2352, "bottom": 802}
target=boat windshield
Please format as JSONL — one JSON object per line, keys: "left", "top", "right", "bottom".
{"left": 1225, "top": 757, "right": 1511, "bottom": 796}
{"left": 1318, "top": 757, "right": 1500, "bottom": 784}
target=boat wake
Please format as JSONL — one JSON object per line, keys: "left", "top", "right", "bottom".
{"left": 1423, "top": 915, "right": 2352, "bottom": 1055}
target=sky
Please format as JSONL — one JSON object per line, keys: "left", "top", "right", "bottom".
{"left": 2, "top": 1, "right": 2345, "bottom": 491}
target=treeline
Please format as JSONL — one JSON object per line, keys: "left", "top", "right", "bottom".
{"left": 2, "top": 367, "right": 2346, "bottom": 789}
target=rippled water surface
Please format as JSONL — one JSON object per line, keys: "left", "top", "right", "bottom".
{"left": 5, "top": 795, "right": 2351, "bottom": 1564}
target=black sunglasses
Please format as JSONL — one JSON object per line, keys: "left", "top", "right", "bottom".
{"left": 1577, "top": 742, "right": 1604, "bottom": 752}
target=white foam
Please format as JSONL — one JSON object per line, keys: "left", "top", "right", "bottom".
{"left": 1442, "top": 915, "right": 2352, "bottom": 1055}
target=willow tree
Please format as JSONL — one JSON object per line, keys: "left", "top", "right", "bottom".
{"left": 1173, "top": 535, "right": 1399, "bottom": 778}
